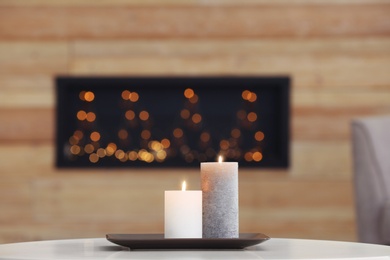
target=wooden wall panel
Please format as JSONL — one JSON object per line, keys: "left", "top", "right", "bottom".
{"left": 0, "top": 5, "right": 389, "bottom": 39}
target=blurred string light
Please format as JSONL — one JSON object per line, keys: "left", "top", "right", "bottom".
{"left": 68, "top": 88, "right": 265, "bottom": 164}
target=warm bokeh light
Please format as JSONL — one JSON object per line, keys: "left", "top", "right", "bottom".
{"left": 192, "top": 113, "right": 202, "bottom": 124}
{"left": 242, "top": 90, "right": 251, "bottom": 100}
{"left": 121, "top": 90, "right": 131, "bottom": 100}
{"left": 118, "top": 129, "right": 128, "bottom": 140}
{"left": 252, "top": 151, "right": 263, "bottom": 162}
{"left": 115, "top": 149, "right": 125, "bottom": 160}
{"left": 77, "top": 110, "right": 87, "bottom": 121}
{"left": 161, "top": 138, "right": 171, "bottom": 148}
{"left": 156, "top": 150, "right": 167, "bottom": 161}
{"left": 84, "top": 144, "right": 95, "bottom": 154}
{"left": 248, "top": 92, "right": 257, "bottom": 102}
{"left": 220, "top": 140, "right": 229, "bottom": 150}
{"left": 90, "top": 131, "right": 100, "bottom": 142}
{"left": 189, "top": 94, "right": 198, "bottom": 104}
{"left": 84, "top": 91, "right": 95, "bottom": 102}
{"left": 86, "top": 112, "right": 96, "bottom": 122}
{"left": 79, "top": 91, "right": 86, "bottom": 101}
{"left": 125, "top": 110, "right": 135, "bottom": 120}
{"left": 200, "top": 132, "right": 210, "bottom": 143}
{"left": 247, "top": 112, "right": 257, "bottom": 122}
{"left": 255, "top": 131, "right": 265, "bottom": 141}
{"left": 141, "top": 129, "right": 151, "bottom": 140}
{"left": 139, "top": 111, "right": 149, "bottom": 121}
{"left": 180, "top": 109, "right": 190, "bottom": 119}
{"left": 70, "top": 145, "right": 81, "bottom": 155}
{"left": 231, "top": 128, "right": 241, "bottom": 138}
{"left": 129, "top": 92, "right": 139, "bottom": 102}
{"left": 128, "top": 151, "right": 138, "bottom": 161}
{"left": 244, "top": 152, "right": 253, "bottom": 162}
{"left": 106, "top": 143, "right": 117, "bottom": 156}
{"left": 89, "top": 153, "right": 99, "bottom": 163}
{"left": 173, "top": 128, "right": 183, "bottom": 138}
{"left": 73, "top": 130, "right": 83, "bottom": 140}
{"left": 184, "top": 88, "right": 194, "bottom": 99}
{"left": 218, "top": 156, "right": 223, "bottom": 163}
{"left": 182, "top": 181, "right": 187, "bottom": 191}
{"left": 96, "top": 148, "right": 106, "bottom": 158}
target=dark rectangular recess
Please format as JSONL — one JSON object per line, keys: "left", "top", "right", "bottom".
{"left": 55, "top": 76, "right": 290, "bottom": 168}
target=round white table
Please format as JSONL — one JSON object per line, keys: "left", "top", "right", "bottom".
{"left": 0, "top": 237, "right": 389, "bottom": 259}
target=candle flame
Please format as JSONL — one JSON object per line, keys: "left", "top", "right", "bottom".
{"left": 218, "top": 156, "right": 223, "bottom": 163}
{"left": 182, "top": 181, "right": 187, "bottom": 191}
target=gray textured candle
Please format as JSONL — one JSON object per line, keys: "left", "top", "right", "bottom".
{"left": 201, "top": 160, "right": 238, "bottom": 238}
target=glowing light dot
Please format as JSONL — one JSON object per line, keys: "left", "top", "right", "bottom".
{"left": 242, "top": 90, "right": 251, "bottom": 100}
{"left": 173, "top": 128, "right": 183, "bottom": 138}
{"left": 161, "top": 138, "right": 171, "bottom": 148}
{"left": 97, "top": 148, "right": 106, "bottom": 158}
{"left": 89, "top": 153, "right": 99, "bottom": 163}
{"left": 192, "top": 113, "right": 202, "bottom": 124}
{"left": 189, "top": 94, "right": 198, "bottom": 104}
{"left": 128, "top": 151, "right": 138, "bottom": 161}
{"left": 84, "top": 91, "right": 95, "bottom": 102}
{"left": 139, "top": 111, "right": 149, "bottom": 121}
{"left": 129, "top": 92, "right": 139, "bottom": 102}
{"left": 248, "top": 93, "right": 257, "bottom": 102}
{"left": 253, "top": 151, "right": 263, "bottom": 162}
{"left": 180, "top": 109, "right": 190, "bottom": 119}
{"left": 231, "top": 128, "right": 241, "bottom": 138}
{"left": 70, "top": 145, "right": 81, "bottom": 155}
{"left": 184, "top": 88, "right": 194, "bottom": 99}
{"left": 125, "top": 110, "right": 135, "bottom": 120}
{"left": 73, "top": 130, "right": 84, "bottom": 140}
{"left": 200, "top": 132, "right": 210, "bottom": 143}
{"left": 247, "top": 112, "right": 257, "bottom": 122}
{"left": 255, "top": 131, "right": 265, "bottom": 141}
{"left": 122, "top": 90, "right": 131, "bottom": 100}
{"left": 141, "top": 129, "right": 151, "bottom": 140}
{"left": 79, "top": 91, "right": 86, "bottom": 101}
{"left": 118, "top": 129, "right": 128, "bottom": 140}
{"left": 115, "top": 150, "right": 125, "bottom": 160}
{"left": 244, "top": 152, "right": 253, "bottom": 162}
{"left": 220, "top": 140, "right": 229, "bottom": 150}
{"left": 106, "top": 143, "right": 117, "bottom": 156}
{"left": 86, "top": 112, "right": 96, "bottom": 122}
{"left": 90, "top": 131, "right": 101, "bottom": 142}
{"left": 77, "top": 110, "right": 87, "bottom": 121}
{"left": 84, "top": 144, "right": 95, "bottom": 154}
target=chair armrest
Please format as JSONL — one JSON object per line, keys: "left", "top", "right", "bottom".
{"left": 380, "top": 200, "right": 390, "bottom": 245}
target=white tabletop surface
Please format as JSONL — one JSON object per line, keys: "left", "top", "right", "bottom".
{"left": 0, "top": 237, "right": 389, "bottom": 259}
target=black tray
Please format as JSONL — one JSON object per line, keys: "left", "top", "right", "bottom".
{"left": 106, "top": 233, "right": 270, "bottom": 250}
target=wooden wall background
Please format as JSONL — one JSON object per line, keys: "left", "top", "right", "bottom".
{"left": 0, "top": 0, "right": 390, "bottom": 244}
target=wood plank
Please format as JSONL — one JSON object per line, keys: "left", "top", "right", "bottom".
{"left": 0, "top": 0, "right": 388, "bottom": 7}
{"left": 70, "top": 55, "right": 390, "bottom": 89}
{"left": 0, "top": 42, "right": 68, "bottom": 74}
{"left": 72, "top": 39, "right": 390, "bottom": 58}
{"left": 0, "top": 5, "right": 389, "bottom": 39}
{"left": 0, "top": 109, "right": 54, "bottom": 142}
{"left": 292, "top": 107, "right": 390, "bottom": 141}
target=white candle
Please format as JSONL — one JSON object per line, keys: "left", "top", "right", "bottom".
{"left": 201, "top": 156, "right": 239, "bottom": 238}
{"left": 164, "top": 181, "right": 202, "bottom": 238}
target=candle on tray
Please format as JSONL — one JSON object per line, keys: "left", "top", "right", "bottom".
{"left": 201, "top": 156, "right": 239, "bottom": 238}
{"left": 164, "top": 181, "right": 202, "bottom": 238}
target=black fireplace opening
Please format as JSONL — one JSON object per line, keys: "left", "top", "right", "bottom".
{"left": 55, "top": 76, "right": 290, "bottom": 168}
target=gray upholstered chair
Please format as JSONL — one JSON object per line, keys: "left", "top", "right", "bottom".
{"left": 351, "top": 116, "right": 390, "bottom": 245}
